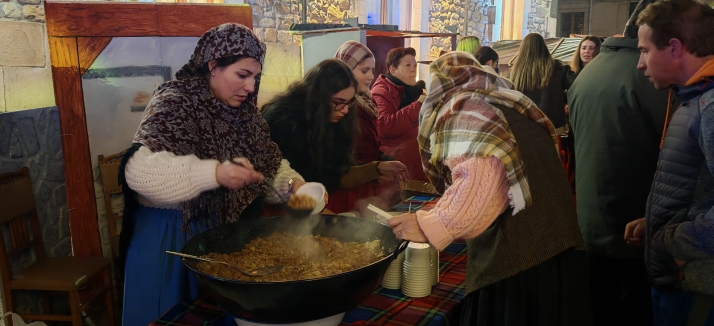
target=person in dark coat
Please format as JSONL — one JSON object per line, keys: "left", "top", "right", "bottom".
{"left": 568, "top": 1, "right": 670, "bottom": 324}
{"left": 371, "top": 47, "right": 429, "bottom": 182}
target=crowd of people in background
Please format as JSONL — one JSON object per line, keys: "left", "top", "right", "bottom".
{"left": 117, "top": 0, "right": 714, "bottom": 324}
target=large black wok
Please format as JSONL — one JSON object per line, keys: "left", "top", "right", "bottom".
{"left": 180, "top": 214, "right": 401, "bottom": 323}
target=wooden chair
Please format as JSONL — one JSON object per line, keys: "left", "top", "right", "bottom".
{"left": 98, "top": 152, "right": 125, "bottom": 258}
{"left": 0, "top": 168, "right": 115, "bottom": 326}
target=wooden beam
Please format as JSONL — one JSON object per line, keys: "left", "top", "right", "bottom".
{"left": 49, "top": 37, "right": 79, "bottom": 68}
{"left": 46, "top": 2, "right": 253, "bottom": 37}
{"left": 157, "top": 4, "right": 253, "bottom": 35}
{"left": 45, "top": 2, "right": 159, "bottom": 37}
{"left": 78, "top": 37, "right": 112, "bottom": 75}
{"left": 48, "top": 37, "right": 102, "bottom": 258}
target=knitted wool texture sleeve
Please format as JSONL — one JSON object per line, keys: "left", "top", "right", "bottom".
{"left": 265, "top": 159, "right": 305, "bottom": 204}
{"left": 125, "top": 146, "right": 220, "bottom": 206}
{"left": 416, "top": 156, "right": 510, "bottom": 251}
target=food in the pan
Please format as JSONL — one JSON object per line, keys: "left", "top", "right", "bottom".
{"left": 196, "top": 232, "right": 385, "bottom": 282}
{"left": 287, "top": 194, "right": 317, "bottom": 211}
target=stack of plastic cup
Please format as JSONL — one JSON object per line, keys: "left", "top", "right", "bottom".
{"left": 401, "top": 242, "right": 433, "bottom": 298}
{"left": 430, "top": 246, "right": 439, "bottom": 285}
{"left": 381, "top": 251, "right": 404, "bottom": 289}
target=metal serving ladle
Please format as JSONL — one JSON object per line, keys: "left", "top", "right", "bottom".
{"left": 229, "top": 159, "right": 313, "bottom": 218}
{"left": 166, "top": 251, "right": 283, "bottom": 277}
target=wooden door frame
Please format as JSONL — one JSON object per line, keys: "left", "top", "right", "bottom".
{"left": 44, "top": 1, "right": 253, "bottom": 257}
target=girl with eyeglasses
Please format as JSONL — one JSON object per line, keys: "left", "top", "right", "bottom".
{"left": 262, "top": 59, "right": 407, "bottom": 213}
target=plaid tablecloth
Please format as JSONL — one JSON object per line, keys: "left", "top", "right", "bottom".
{"left": 151, "top": 242, "right": 467, "bottom": 326}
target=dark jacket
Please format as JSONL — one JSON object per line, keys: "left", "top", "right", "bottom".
{"left": 646, "top": 71, "right": 714, "bottom": 296}
{"left": 568, "top": 37, "right": 671, "bottom": 258}
{"left": 371, "top": 75, "right": 428, "bottom": 182}
{"left": 520, "top": 61, "right": 574, "bottom": 128}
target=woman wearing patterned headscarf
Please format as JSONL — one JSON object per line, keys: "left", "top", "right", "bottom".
{"left": 388, "top": 52, "right": 591, "bottom": 325}
{"left": 331, "top": 41, "right": 400, "bottom": 212}
{"left": 119, "top": 24, "right": 310, "bottom": 325}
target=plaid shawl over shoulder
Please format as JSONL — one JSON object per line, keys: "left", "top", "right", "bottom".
{"left": 418, "top": 52, "right": 558, "bottom": 214}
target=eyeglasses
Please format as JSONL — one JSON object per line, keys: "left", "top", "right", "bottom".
{"left": 331, "top": 98, "right": 355, "bottom": 111}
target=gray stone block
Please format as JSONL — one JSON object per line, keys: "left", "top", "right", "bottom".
{"left": 35, "top": 202, "right": 48, "bottom": 227}
{"left": 36, "top": 179, "right": 53, "bottom": 206}
{"left": 45, "top": 108, "right": 63, "bottom": 159}
{"left": 0, "top": 159, "right": 24, "bottom": 173}
{"left": 29, "top": 161, "right": 41, "bottom": 182}
{"left": 46, "top": 162, "right": 65, "bottom": 182}
{"left": 51, "top": 184, "right": 66, "bottom": 207}
{"left": 1, "top": 3, "right": 22, "bottom": 21}
{"left": 0, "top": 118, "right": 12, "bottom": 157}
{"left": 14, "top": 116, "right": 40, "bottom": 156}
{"left": 9, "top": 134, "right": 23, "bottom": 158}
{"left": 51, "top": 237, "right": 71, "bottom": 257}
{"left": 36, "top": 106, "right": 50, "bottom": 142}
{"left": 46, "top": 205, "right": 61, "bottom": 226}
{"left": 42, "top": 225, "right": 59, "bottom": 248}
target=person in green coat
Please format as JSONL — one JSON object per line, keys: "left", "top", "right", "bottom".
{"left": 567, "top": 0, "right": 673, "bottom": 324}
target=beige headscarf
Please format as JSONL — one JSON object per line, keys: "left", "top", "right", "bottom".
{"left": 334, "top": 41, "right": 379, "bottom": 117}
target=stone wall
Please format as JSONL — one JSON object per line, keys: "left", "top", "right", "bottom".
{"left": 249, "top": 0, "right": 356, "bottom": 45}
{"left": 0, "top": 108, "right": 68, "bottom": 257}
{"left": 0, "top": 17, "right": 55, "bottom": 114}
{"left": 428, "top": 0, "right": 491, "bottom": 56}
{"left": 527, "top": 0, "right": 550, "bottom": 36}
{"left": 0, "top": 0, "right": 45, "bottom": 23}
{"left": 0, "top": 107, "right": 70, "bottom": 317}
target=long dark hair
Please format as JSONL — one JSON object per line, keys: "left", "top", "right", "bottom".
{"left": 262, "top": 59, "right": 358, "bottom": 173}
{"left": 510, "top": 33, "right": 555, "bottom": 92}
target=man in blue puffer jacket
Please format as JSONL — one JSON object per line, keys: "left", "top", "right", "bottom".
{"left": 629, "top": 0, "right": 714, "bottom": 324}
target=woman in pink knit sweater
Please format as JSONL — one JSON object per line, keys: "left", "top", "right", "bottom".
{"left": 389, "top": 52, "right": 591, "bottom": 325}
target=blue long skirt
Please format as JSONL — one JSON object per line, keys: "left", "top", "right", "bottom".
{"left": 122, "top": 205, "right": 212, "bottom": 326}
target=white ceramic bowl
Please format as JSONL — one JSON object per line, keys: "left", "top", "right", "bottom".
{"left": 295, "top": 182, "right": 326, "bottom": 214}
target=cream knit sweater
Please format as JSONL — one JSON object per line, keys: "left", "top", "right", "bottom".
{"left": 125, "top": 146, "right": 303, "bottom": 209}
